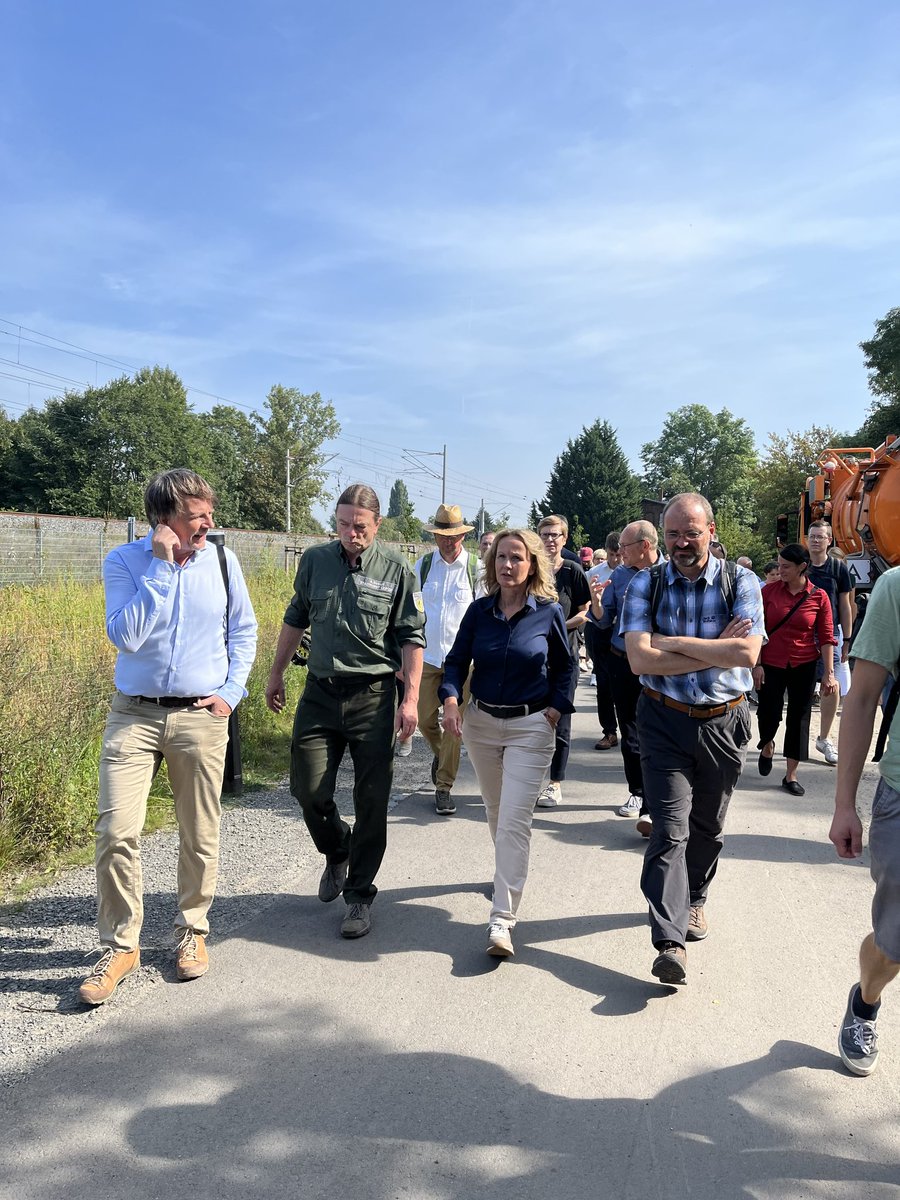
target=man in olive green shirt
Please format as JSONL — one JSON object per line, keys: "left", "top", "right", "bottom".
{"left": 266, "top": 484, "right": 425, "bottom": 939}
{"left": 831, "top": 566, "right": 900, "bottom": 1075}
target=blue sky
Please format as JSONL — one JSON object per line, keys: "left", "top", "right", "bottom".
{"left": 2, "top": 1, "right": 899, "bottom": 525}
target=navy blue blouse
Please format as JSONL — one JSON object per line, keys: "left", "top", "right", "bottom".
{"left": 439, "top": 594, "right": 576, "bottom": 713}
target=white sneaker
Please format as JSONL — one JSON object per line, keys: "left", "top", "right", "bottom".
{"left": 617, "top": 794, "right": 641, "bottom": 817}
{"left": 395, "top": 738, "right": 413, "bottom": 758}
{"left": 486, "top": 922, "right": 514, "bottom": 957}
{"left": 636, "top": 812, "right": 653, "bottom": 838}
{"left": 816, "top": 736, "right": 838, "bottom": 766}
{"left": 536, "top": 782, "right": 561, "bottom": 808}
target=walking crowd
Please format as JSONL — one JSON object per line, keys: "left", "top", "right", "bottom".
{"left": 76, "top": 470, "right": 900, "bottom": 1079}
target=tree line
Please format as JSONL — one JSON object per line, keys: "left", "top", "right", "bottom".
{"left": 0, "top": 368, "right": 339, "bottom": 533}
{"left": 528, "top": 306, "right": 900, "bottom": 562}
{"left": 2, "top": 306, "right": 899, "bottom": 550}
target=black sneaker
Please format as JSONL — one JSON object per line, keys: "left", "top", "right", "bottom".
{"left": 341, "top": 902, "right": 372, "bottom": 939}
{"left": 839, "top": 984, "right": 879, "bottom": 1075}
{"left": 318, "top": 858, "right": 348, "bottom": 903}
{"left": 435, "top": 789, "right": 456, "bottom": 815}
{"left": 431, "top": 756, "right": 439, "bottom": 785}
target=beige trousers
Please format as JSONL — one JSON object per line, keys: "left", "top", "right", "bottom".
{"left": 95, "top": 693, "right": 230, "bottom": 950}
{"left": 462, "top": 701, "right": 555, "bottom": 927}
{"left": 417, "top": 661, "right": 470, "bottom": 790}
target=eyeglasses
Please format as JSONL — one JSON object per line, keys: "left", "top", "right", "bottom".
{"left": 664, "top": 531, "right": 705, "bottom": 541}
{"left": 539, "top": 531, "right": 564, "bottom": 540}
{"left": 618, "top": 539, "right": 646, "bottom": 549}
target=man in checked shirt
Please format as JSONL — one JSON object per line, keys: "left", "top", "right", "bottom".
{"left": 620, "top": 493, "right": 764, "bottom": 985}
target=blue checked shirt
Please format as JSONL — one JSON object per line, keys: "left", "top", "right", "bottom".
{"left": 618, "top": 557, "right": 765, "bottom": 704}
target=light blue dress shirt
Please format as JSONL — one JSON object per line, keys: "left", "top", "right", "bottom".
{"left": 104, "top": 532, "right": 258, "bottom": 711}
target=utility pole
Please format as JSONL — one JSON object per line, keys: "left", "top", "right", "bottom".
{"left": 286, "top": 449, "right": 292, "bottom": 533}
{"left": 402, "top": 443, "right": 448, "bottom": 508}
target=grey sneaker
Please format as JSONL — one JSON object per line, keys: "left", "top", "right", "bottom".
{"left": 839, "top": 984, "right": 879, "bottom": 1075}
{"left": 618, "top": 794, "right": 641, "bottom": 817}
{"left": 486, "top": 922, "right": 514, "bottom": 957}
{"left": 395, "top": 737, "right": 413, "bottom": 758}
{"left": 435, "top": 789, "right": 456, "bottom": 814}
{"left": 340, "top": 902, "right": 371, "bottom": 939}
{"left": 686, "top": 905, "right": 708, "bottom": 941}
{"left": 318, "top": 858, "right": 348, "bottom": 903}
{"left": 651, "top": 943, "right": 687, "bottom": 985}
{"left": 816, "top": 736, "right": 838, "bottom": 766}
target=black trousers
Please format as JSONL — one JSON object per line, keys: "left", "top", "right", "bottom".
{"left": 609, "top": 649, "right": 644, "bottom": 797}
{"left": 290, "top": 673, "right": 396, "bottom": 905}
{"left": 756, "top": 659, "right": 818, "bottom": 763}
{"left": 637, "top": 692, "right": 751, "bottom": 947}
{"left": 550, "top": 668, "right": 579, "bottom": 782}
{"left": 584, "top": 623, "right": 617, "bottom": 737}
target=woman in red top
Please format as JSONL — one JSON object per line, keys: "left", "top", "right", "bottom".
{"left": 753, "top": 543, "right": 836, "bottom": 797}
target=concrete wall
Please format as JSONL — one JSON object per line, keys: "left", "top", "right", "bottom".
{"left": 0, "top": 512, "right": 429, "bottom": 585}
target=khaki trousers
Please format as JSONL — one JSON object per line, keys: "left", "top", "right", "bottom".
{"left": 95, "top": 693, "right": 230, "bottom": 950}
{"left": 462, "top": 702, "right": 555, "bottom": 927}
{"left": 417, "top": 661, "right": 470, "bottom": 790}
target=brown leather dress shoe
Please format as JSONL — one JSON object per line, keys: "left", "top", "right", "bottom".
{"left": 176, "top": 931, "right": 209, "bottom": 980}
{"left": 594, "top": 733, "right": 618, "bottom": 751}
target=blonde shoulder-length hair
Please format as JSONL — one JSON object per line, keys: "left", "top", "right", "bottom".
{"left": 483, "top": 529, "right": 558, "bottom": 601}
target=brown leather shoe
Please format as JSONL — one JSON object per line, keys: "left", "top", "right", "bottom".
{"left": 651, "top": 943, "right": 687, "bottom": 985}
{"left": 175, "top": 931, "right": 209, "bottom": 980}
{"left": 594, "top": 733, "right": 618, "bottom": 751}
{"left": 78, "top": 947, "right": 140, "bottom": 1006}
{"left": 686, "top": 905, "right": 709, "bottom": 941}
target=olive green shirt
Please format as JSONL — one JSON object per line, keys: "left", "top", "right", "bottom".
{"left": 851, "top": 565, "right": 900, "bottom": 792}
{"left": 284, "top": 539, "right": 426, "bottom": 678}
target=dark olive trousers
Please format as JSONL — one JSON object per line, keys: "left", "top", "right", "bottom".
{"left": 291, "top": 673, "right": 396, "bottom": 905}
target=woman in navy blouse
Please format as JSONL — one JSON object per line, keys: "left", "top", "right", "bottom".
{"left": 441, "top": 529, "right": 575, "bottom": 959}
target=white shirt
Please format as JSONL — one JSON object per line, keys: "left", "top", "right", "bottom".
{"left": 414, "top": 549, "right": 475, "bottom": 668}
{"left": 587, "top": 562, "right": 613, "bottom": 586}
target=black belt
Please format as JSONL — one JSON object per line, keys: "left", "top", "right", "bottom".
{"left": 473, "top": 698, "right": 546, "bottom": 719}
{"left": 136, "top": 695, "right": 201, "bottom": 708}
{"left": 642, "top": 687, "right": 744, "bottom": 719}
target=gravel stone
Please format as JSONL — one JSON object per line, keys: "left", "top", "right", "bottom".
{"left": 0, "top": 731, "right": 437, "bottom": 1084}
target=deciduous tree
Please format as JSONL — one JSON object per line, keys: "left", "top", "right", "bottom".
{"left": 641, "top": 405, "right": 758, "bottom": 520}
{"left": 247, "top": 386, "right": 340, "bottom": 532}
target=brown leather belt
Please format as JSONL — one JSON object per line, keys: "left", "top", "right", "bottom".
{"left": 642, "top": 687, "right": 744, "bottom": 719}
{"left": 610, "top": 646, "right": 626, "bottom": 658}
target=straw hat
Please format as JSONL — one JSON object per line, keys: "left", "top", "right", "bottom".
{"left": 423, "top": 503, "right": 474, "bottom": 536}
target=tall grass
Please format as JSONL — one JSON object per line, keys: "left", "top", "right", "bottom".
{"left": 0, "top": 567, "right": 305, "bottom": 880}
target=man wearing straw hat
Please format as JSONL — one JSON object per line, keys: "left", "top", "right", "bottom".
{"left": 415, "top": 504, "right": 479, "bottom": 814}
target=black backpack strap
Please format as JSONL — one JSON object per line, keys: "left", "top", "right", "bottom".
{"left": 648, "top": 561, "right": 665, "bottom": 632}
{"left": 874, "top": 675, "right": 900, "bottom": 762}
{"left": 721, "top": 558, "right": 738, "bottom": 613}
{"left": 215, "top": 542, "right": 230, "bottom": 647}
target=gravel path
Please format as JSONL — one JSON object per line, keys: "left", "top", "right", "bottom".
{"left": 0, "top": 734, "right": 437, "bottom": 1085}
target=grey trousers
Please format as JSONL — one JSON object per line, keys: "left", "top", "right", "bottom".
{"left": 637, "top": 691, "right": 751, "bottom": 948}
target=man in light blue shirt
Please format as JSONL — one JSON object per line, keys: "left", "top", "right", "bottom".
{"left": 79, "top": 470, "right": 257, "bottom": 1006}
